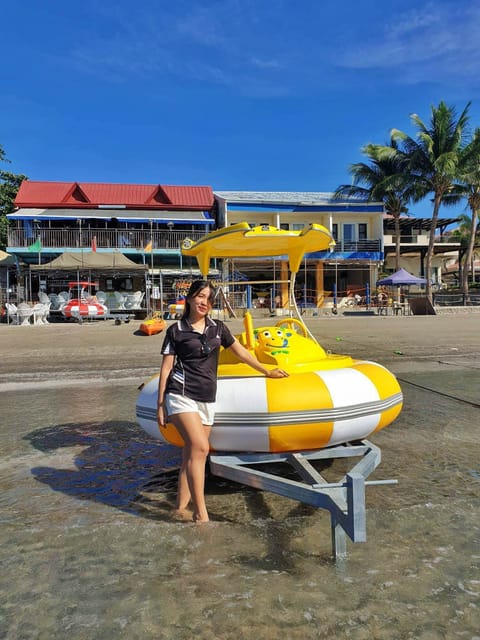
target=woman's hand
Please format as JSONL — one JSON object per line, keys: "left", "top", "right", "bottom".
{"left": 157, "top": 404, "right": 167, "bottom": 426}
{"left": 266, "top": 368, "right": 289, "bottom": 378}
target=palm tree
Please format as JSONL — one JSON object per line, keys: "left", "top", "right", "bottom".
{"left": 390, "top": 101, "right": 471, "bottom": 300}
{"left": 455, "top": 129, "right": 480, "bottom": 298}
{"left": 334, "top": 138, "right": 414, "bottom": 271}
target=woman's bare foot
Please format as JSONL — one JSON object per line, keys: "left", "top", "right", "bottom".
{"left": 172, "top": 508, "right": 194, "bottom": 522}
{"left": 193, "top": 512, "right": 210, "bottom": 523}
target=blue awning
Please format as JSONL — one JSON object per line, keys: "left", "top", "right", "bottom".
{"left": 8, "top": 208, "right": 214, "bottom": 224}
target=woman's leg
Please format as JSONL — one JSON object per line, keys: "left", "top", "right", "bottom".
{"left": 170, "top": 412, "right": 211, "bottom": 522}
{"left": 176, "top": 447, "right": 192, "bottom": 511}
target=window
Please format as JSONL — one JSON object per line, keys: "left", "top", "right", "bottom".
{"left": 292, "top": 223, "right": 305, "bottom": 230}
{"left": 332, "top": 223, "right": 338, "bottom": 240}
{"left": 358, "top": 223, "right": 367, "bottom": 240}
{"left": 343, "top": 223, "right": 355, "bottom": 241}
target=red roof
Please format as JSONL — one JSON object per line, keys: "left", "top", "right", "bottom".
{"left": 15, "top": 180, "right": 214, "bottom": 210}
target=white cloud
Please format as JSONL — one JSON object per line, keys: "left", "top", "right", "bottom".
{"left": 338, "top": 2, "right": 480, "bottom": 85}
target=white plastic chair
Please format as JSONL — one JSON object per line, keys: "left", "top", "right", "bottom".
{"left": 32, "top": 302, "right": 51, "bottom": 324}
{"left": 42, "top": 302, "right": 51, "bottom": 323}
{"left": 48, "top": 293, "right": 61, "bottom": 310}
{"left": 38, "top": 291, "right": 50, "bottom": 305}
{"left": 57, "top": 291, "right": 69, "bottom": 311}
{"left": 124, "top": 291, "right": 144, "bottom": 309}
{"left": 96, "top": 291, "right": 107, "bottom": 305}
{"left": 32, "top": 303, "right": 44, "bottom": 325}
{"left": 112, "top": 291, "right": 126, "bottom": 309}
{"left": 5, "top": 302, "right": 19, "bottom": 325}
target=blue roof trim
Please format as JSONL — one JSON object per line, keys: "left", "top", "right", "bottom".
{"left": 310, "top": 251, "right": 384, "bottom": 261}
{"left": 117, "top": 218, "right": 213, "bottom": 225}
{"left": 227, "top": 203, "right": 384, "bottom": 213}
{"left": 7, "top": 214, "right": 95, "bottom": 221}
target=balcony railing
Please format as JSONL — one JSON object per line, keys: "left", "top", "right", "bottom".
{"left": 7, "top": 227, "right": 207, "bottom": 252}
{"left": 384, "top": 234, "right": 460, "bottom": 245}
{"left": 334, "top": 239, "right": 381, "bottom": 252}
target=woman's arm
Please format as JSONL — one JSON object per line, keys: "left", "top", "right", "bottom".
{"left": 157, "top": 354, "right": 175, "bottom": 425}
{"left": 228, "top": 339, "right": 288, "bottom": 378}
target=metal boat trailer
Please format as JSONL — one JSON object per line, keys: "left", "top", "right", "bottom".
{"left": 209, "top": 440, "right": 397, "bottom": 562}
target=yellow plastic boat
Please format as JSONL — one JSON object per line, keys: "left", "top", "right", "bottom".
{"left": 139, "top": 314, "right": 167, "bottom": 336}
{"left": 136, "top": 223, "right": 403, "bottom": 453}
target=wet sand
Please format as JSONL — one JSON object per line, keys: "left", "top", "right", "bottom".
{"left": 1, "top": 310, "right": 480, "bottom": 371}
{"left": 1, "top": 313, "right": 479, "bottom": 639}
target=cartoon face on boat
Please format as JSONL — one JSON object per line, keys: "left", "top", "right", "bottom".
{"left": 254, "top": 326, "right": 292, "bottom": 356}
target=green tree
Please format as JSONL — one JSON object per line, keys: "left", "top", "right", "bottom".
{"left": 334, "top": 137, "right": 415, "bottom": 272}
{"left": 455, "top": 129, "right": 480, "bottom": 296}
{"left": 0, "top": 144, "right": 27, "bottom": 250}
{"left": 391, "top": 101, "right": 471, "bottom": 300}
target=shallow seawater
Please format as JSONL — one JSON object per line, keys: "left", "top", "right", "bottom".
{"left": 1, "top": 366, "right": 479, "bottom": 640}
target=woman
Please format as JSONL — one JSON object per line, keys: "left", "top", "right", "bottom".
{"left": 157, "top": 280, "right": 288, "bottom": 523}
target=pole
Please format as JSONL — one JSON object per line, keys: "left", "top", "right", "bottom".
{"left": 150, "top": 220, "right": 154, "bottom": 312}
{"left": 159, "top": 269, "right": 164, "bottom": 315}
{"left": 79, "top": 219, "right": 84, "bottom": 267}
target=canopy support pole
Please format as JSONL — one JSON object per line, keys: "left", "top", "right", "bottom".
{"left": 209, "top": 440, "right": 397, "bottom": 563}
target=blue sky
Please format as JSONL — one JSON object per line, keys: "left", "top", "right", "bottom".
{"left": 2, "top": 0, "right": 480, "bottom": 219}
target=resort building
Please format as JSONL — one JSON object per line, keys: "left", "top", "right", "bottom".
{"left": 5, "top": 180, "right": 462, "bottom": 310}
{"left": 214, "top": 191, "right": 385, "bottom": 307}
{"left": 383, "top": 214, "right": 461, "bottom": 283}
{"left": 7, "top": 180, "right": 215, "bottom": 302}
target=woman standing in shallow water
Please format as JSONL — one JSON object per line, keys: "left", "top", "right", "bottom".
{"left": 157, "top": 280, "right": 288, "bottom": 523}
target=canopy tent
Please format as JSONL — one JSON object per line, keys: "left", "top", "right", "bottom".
{"left": 0, "top": 250, "right": 17, "bottom": 267}
{"left": 0, "top": 251, "right": 18, "bottom": 306}
{"left": 30, "top": 251, "right": 147, "bottom": 272}
{"left": 377, "top": 268, "right": 427, "bottom": 286}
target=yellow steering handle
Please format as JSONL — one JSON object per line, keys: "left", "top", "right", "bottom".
{"left": 275, "top": 317, "right": 308, "bottom": 337}
{"left": 244, "top": 311, "right": 255, "bottom": 350}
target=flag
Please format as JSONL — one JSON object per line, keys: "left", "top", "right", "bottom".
{"left": 28, "top": 238, "right": 42, "bottom": 252}
{"left": 92, "top": 236, "right": 97, "bottom": 252}
{"left": 144, "top": 240, "right": 153, "bottom": 253}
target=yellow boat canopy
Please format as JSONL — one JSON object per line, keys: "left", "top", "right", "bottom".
{"left": 181, "top": 222, "right": 335, "bottom": 276}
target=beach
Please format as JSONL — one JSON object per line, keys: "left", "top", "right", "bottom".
{"left": 1, "top": 311, "right": 480, "bottom": 383}
{"left": 1, "top": 313, "right": 479, "bottom": 639}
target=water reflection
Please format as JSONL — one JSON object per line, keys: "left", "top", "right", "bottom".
{"left": 26, "top": 421, "right": 317, "bottom": 531}
{"left": 1, "top": 370, "right": 479, "bottom": 638}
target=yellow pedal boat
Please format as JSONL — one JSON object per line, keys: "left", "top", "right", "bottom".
{"left": 136, "top": 223, "right": 403, "bottom": 453}
{"left": 139, "top": 314, "right": 167, "bottom": 336}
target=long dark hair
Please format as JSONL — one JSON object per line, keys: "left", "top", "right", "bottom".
{"left": 182, "top": 280, "right": 216, "bottom": 318}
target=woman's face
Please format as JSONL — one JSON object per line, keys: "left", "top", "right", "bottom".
{"left": 190, "top": 286, "right": 213, "bottom": 316}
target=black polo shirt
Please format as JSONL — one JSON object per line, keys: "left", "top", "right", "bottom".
{"left": 161, "top": 316, "right": 235, "bottom": 402}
